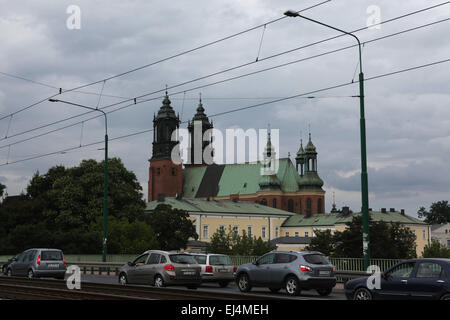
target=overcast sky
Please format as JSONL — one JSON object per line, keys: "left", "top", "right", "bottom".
{"left": 0, "top": 0, "right": 449, "bottom": 218}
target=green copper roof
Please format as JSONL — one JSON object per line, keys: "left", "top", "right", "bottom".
{"left": 182, "top": 158, "right": 303, "bottom": 197}
{"left": 282, "top": 210, "right": 427, "bottom": 227}
{"left": 155, "top": 93, "right": 178, "bottom": 120}
{"left": 182, "top": 166, "right": 208, "bottom": 197}
{"left": 146, "top": 197, "right": 295, "bottom": 216}
{"left": 298, "top": 171, "right": 324, "bottom": 189}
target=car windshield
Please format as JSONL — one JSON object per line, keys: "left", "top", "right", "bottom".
{"left": 209, "top": 255, "right": 233, "bottom": 266}
{"left": 41, "top": 251, "right": 63, "bottom": 261}
{"left": 192, "top": 255, "right": 207, "bottom": 264}
{"left": 169, "top": 254, "right": 197, "bottom": 264}
{"left": 303, "top": 254, "right": 329, "bottom": 265}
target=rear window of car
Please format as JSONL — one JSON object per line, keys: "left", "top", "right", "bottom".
{"left": 303, "top": 254, "right": 329, "bottom": 265}
{"left": 169, "top": 254, "right": 197, "bottom": 264}
{"left": 209, "top": 255, "right": 232, "bottom": 266}
{"left": 41, "top": 251, "right": 63, "bottom": 261}
{"left": 192, "top": 255, "right": 207, "bottom": 264}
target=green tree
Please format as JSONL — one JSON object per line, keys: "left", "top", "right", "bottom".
{"left": 422, "top": 239, "right": 450, "bottom": 258}
{"left": 332, "top": 216, "right": 416, "bottom": 259}
{"left": 305, "top": 229, "right": 335, "bottom": 256}
{"left": 418, "top": 201, "right": 450, "bottom": 224}
{"left": 145, "top": 204, "right": 198, "bottom": 251}
{"left": 207, "top": 227, "right": 275, "bottom": 256}
{"left": 207, "top": 227, "right": 233, "bottom": 255}
{"left": 251, "top": 237, "right": 276, "bottom": 256}
{"left": 0, "top": 182, "right": 5, "bottom": 198}
{"left": 89, "top": 216, "right": 158, "bottom": 254}
{"left": 1, "top": 158, "right": 146, "bottom": 254}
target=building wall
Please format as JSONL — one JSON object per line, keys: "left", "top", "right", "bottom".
{"left": 431, "top": 224, "right": 450, "bottom": 248}
{"left": 188, "top": 214, "right": 289, "bottom": 242}
{"left": 148, "top": 159, "right": 182, "bottom": 201}
{"left": 212, "top": 191, "right": 325, "bottom": 215}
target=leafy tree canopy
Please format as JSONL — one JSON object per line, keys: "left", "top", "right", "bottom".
{"left": 145, "top": 204, "right": 198, "bottom": 251}
{"left": 418, "top": 201, "right": 450, "bottom": 224}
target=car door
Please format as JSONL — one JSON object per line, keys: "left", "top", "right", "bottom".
{"left": 9, "top": 252, "right": 24, "bottom": 275}
{"left": 251, "top": 253, "right": 276, "bottom": 285}
{"left": 127, "top": 253, "right": 149, "bottom": 284}
{"left": 270, "top": 253, "right": 294, "bottom": 286}
{"left": 142, "top": 253, "right": 161, "bottom": 284}
{"left": 378, "top": 261, "right": 416, "bottom": 299}
{"left": 15, "top": 252, "right": 29, "bottom": 276}
{"left": 408, "top": 261, "right": 447, "bottom": 299}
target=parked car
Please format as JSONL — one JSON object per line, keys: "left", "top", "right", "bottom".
{"left": 190, "top": 253, "right": 236, "bottom": 287}
{"left": 235, "top": 251, "right": 336, "bottom": 296}
{"left": 118, "top": 250, "right": 201, "bottom": 289}
{"left": 5, "top": 248, "right": 66, "bottom": 279}
{"left": 345, "top": 258, "right": 450, "bottom": 300}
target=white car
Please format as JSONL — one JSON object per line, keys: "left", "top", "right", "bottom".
{"left": 190, "top": 253, "right": 236, "bottom": 287}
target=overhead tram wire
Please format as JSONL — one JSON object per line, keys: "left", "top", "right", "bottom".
{"left": 0, "top": 0, "right": 331, "bottom": 122}
{"left": 1, "top": 57, "right": 449, "bottom": 167}
{"left": 0, "top": 16, "right": 447, "bottom": 151}
{"left": 0, "top": 2, "right": 447, "bottom": 131}
{"left": 1, "top": 7, "right": 448, "bottom": 147}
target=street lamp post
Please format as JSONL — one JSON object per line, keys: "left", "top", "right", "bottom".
{"left": 49, "top": 99, "right": 109, "bottom": 262}
{"left": 284, "top": 10, "right": 370, "bottom": 269}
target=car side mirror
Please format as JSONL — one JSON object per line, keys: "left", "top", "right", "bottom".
{"left": 252, "top": 260, "right": 259, "bottom": 266}
{"left": 12, "top": 258, "right": 17, "bottom": 262}
{"left": 127, "top": 262, "right": 134, "bottom": 266}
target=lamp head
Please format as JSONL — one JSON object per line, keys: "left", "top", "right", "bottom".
{"left": 48, "top": 98, "right": 59, "bottom": 102}
{"left": 284, "top": 10, "right": 300, "bottom": 17}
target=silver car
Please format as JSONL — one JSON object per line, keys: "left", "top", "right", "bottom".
{"left": 118, "top": 250, "right": 201, "bottom": 289}
{"left": 5, "top": 248, "right": 66, "bottom": 279}
{"left": 235, "top": 251, "right": 336, "bottom": 296}
{"left": 191, "top": 253, "right": 236, "bottom": 287}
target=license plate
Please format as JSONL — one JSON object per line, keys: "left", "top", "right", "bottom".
{"left": 319, "top": 271, "right": 330, "bottom": 276}
{"left": 183, "top": 271, "right": 195, "bottom": 276}
{"left": 48, "top": 264, "right": 59, "bottom": 268}
{"left": 218, "top": 269, "right": 228, "bottom": 273}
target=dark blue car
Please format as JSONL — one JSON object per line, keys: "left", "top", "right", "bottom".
{"left": 345, "top": 258, "right": 450, "bottom": 300}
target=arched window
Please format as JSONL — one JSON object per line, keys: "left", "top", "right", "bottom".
{"left": 317, "top": 198, "right": 323, "bottom": 213}
{"left": 288, "top": 199, "right": 294, "bottom": 213}
{"left": 261, "top": 198, "right": 267, "bottom": 206}
{"left": 306, "top": 198, "right": 312, "bottom": 216}
{"left": 272, "top": 198, "right": 277, "bottom": 208}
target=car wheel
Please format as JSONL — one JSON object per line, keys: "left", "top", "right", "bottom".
{"left": 237, "top": 273, "right": 252, "bottom": 292}
{"left": 285, "top": 276, "right": 301, "bottom": 296}
{"left": 6, "top": 269, "right": 12, "bottom": 277}
{"left": 353, "top": 287, "right": 373, "bottom": 300}
{"left": 317, "top": 288, "right": 332, "bottom": 296}
{"left": 269, "top": 287, "right": 281, "bottom": 293}
{"left": 27, "top": 269, "right": 34, "bottom": 279}
{"left": 440, "top": 293, "right": 450, "bottom": 300}
{"left": 218, "top": 281, "right": 229, "bottom": 288}
{"left": 118, "top": 273, "right": 128, "bottom": 285}
{"left": 154, "top": 275, "right": 165, "bottom": 288}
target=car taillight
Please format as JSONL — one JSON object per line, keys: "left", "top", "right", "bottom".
{"left": 205, "top": 266, "right": 213, "bottom": 273}
{"left": 300, "top": 265, "right": 312, "bottom": 272}
{"left": 36, "top": 254, "right": 41, "bottom": 266}
{"left": 164, "top": 264, "right": 175, "bottom": 271}
{"left": 233, "top": 266, "right": 236, "bottom": 272}
{"left": 63, "top": 254, "right": 66, "bottom": 265}
{"left": 332, "top": 266, "right": 336, "bottom": 273}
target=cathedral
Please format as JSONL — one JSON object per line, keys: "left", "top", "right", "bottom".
{"left": 147, "top": 92, "right": 326, "bottom": 216}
